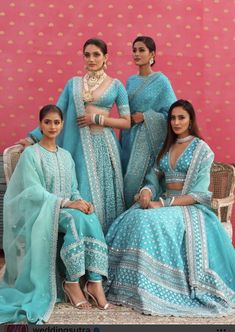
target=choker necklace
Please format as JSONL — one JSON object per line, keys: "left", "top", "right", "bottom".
{"left": 176, "top": 135, "right": 194, "bottom": 144}
{"left": 83, "top": 69, "right": 107, "bottom": 102}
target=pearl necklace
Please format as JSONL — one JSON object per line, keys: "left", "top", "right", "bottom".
{"left": 83, "top": 70, "right": 107, "bottom": 102}
{"left": 176, "top": 135, "right": 194, "bottom": 144}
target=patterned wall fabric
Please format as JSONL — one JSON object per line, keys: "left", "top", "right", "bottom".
{"left": 0, "top": 0, "right": 235, "bottom": 242}
{"left": 0, "top": 0, "right": 234, "bottom": 160}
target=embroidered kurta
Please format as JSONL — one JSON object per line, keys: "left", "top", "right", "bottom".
{"left": 29, "top": 77, "right": 130, "bottom": 233}
{"left": 0, "top": 144, "right": 108, "bottom": 323}
{"left": 106, "top": 138, "right": 235, "bottom": 316}
{"left": 121, "top": 72, "right": 176, "bottom": 208}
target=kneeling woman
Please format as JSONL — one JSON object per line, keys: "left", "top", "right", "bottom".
{"left": 106, "top": 99, "right": 235, "bottom": 316}
{"left": 0, "top": 105, "right": 109, "bottom": 324}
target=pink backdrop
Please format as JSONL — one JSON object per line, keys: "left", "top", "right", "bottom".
{"left": 0, "top": 0, "right": 235, "bottom": 239}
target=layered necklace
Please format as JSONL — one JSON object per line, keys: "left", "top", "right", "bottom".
{"left": 176, "top": 135, "right": 194, "bottom": 144}
{"left": 83, "top": 69, "right": 107, "bottom": 102}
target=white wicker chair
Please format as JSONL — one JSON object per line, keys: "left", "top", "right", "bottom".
{"left": 3, "top": 144, "right": 23, "bottom": 184}
{"left": 209, "top": 161, "right": 235, "bottom": 240}
{"left": 2, "top": 145, "right": 235, "bottom": 240}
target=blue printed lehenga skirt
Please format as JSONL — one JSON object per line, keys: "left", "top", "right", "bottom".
{"left": 105, "top": 204, "right": 235, "bottom": 316}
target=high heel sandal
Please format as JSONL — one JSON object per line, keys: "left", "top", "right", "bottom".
{"left": 83, "top": 281, "right": 110, "bottom": 310}
{"left": 62, "top": 281, "right": 91, "bottom": 309}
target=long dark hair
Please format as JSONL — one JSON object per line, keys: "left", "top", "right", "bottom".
{"left": 157, "top": 99, "right": 202, "bottom": 164}
{"left": 83, "top": 38, "right": 108, "bottom": 55}
{"left": 132, "top": 36, "right": 156, "bottom": 66}
{"left": 39, "top": 104, "right": 63, "bottom": 122}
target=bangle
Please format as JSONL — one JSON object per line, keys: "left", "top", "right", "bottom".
{"left": 159, "top": 197, "right": 164, "bottom": 207}
{"left": 160, "top": 196, "right": 175, "bottom": 207}
{"left": 91, "top": 114, "right": 96, "bottom": 124}
{"left": 94, "top": 114, "right": 100, "bottom": 125}
{"left": 139, "top": 187, "right": 152, "bottom": 197}
{"left": 170, "top": 197, "right": 175, "bottom": 206}
{"left": 99, "top": 115, "right": 105, "bottom": 126}
{"left": 91, "top": 114, "right": 105, "bottom": 126}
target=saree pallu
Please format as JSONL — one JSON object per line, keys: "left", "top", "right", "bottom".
{"left": 121, "top": 72, "right": 176, "bottom": 208}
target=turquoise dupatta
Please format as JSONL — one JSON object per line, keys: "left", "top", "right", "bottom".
{"left": 0, "top": 146, "right": 60, "bottom": 323}
{"left": 121, "top": 72, "right": 176, "bottom": 208}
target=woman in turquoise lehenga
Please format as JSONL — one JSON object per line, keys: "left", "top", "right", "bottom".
{"left": 0, "top": 105, "right": 110, "bottom": 324}
{"left": 121, "top": 36, "right": 176, "bottom": 208}
{"left": 18, "top": 39, "right": 130, "bottom": 233}
{"left": 106, "top": 99, "right": 235, "bottom": 316}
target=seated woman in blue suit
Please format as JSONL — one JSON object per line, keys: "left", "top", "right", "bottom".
{"left": 106, "top": 99, "right": 235, "bottom": 317}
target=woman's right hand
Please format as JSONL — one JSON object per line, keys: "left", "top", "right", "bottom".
{"left": 67, "top": 199, "right": 93, "bottom": 214}
{"left": 16, "top": 137, "right": 33, "bottom": 149}
{"left": 137, "top": 189, "right": 152, "bottom": 209}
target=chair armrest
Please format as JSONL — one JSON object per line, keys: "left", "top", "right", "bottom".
{"left": 3, "top": 144, "right": 23, "bottom": 184}
{"left": 211, "top": 194, "right": 234, "bottom": 210}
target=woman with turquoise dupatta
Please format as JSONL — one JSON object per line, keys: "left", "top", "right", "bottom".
{"left": 121, "top": 36, "right": 176, "bottom": 208}
{"left": 0, "top": 105, "right": 109, "bottom": 324}
{"left": 18, "top": 39, "right": 130, "bottom": 233}
{"left": 106, "top": 100, "right": 235, "bottom": 316}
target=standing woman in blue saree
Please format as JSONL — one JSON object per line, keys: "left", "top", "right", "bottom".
{"left": 121, "top": 36, "right": 176, "bottom": 208}
{"left": 18, "top": 39, "right": 131, "bottom": 233}
{"left": 106, "top": 99, "right": 235, "bottom": 316}
{"left": 0, "top": 105, "right": 110, "bottom": 324}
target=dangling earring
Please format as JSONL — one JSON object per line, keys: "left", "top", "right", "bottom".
{"left": 103, "top": 62, "right": 107, "bottom": 70}
{"left": 188, "top": 123, "right": 192, "bottom": 130}
{"left": 149, "top": 58, "right": 154, "bottom": 66}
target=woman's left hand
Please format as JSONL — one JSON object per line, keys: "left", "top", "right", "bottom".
{"left": 148, "top": 200, "right": 163, "bottom": 209}
{"left": 77, "top": 114, "right": 92, "bottom": 127}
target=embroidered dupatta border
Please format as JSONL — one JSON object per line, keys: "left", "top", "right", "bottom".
{"left": 124, "top": 111, "right": 166, "bottom": 206}
{"left": 72, "top": 77, "right": 104, "bottom": 224}
{"left": 103, "top": 129, "right": 125, "bottom": 203}
{"left": 32, "top": 145, "right": 61, "bottom": 323}
{"left": 181, "top": 141, "right": 235, "bottom": 305}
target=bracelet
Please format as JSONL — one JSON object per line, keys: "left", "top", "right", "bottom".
{"left": 139, "top": 187, "right": 152, "bottom": 196}
{"left": 95, "top": 114, "right": 100, "bottom": 125}
{"left": 170, "top": 196, "right": 175, "bottom": 206}
{"left": 99, "top": 115, "right": 105, "bottom": 126}
{"left": 91, "top": 114, "right": 105, "bottom": 126}
{"left": 159, "top": 197, "right": 164, "bottom": 207}
{"left": 160, "top": 196, "right": 175, "bottom": 207}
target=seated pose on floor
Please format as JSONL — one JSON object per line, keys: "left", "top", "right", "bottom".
{"left": 105, "top": 99, "right": 235, "bottom": 317}
{"left": 0, "top": 105, "right": 109, "bottom": 324}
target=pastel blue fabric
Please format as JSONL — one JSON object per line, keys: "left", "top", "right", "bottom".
{"left": 106, "top": 138, "right": 235, "bottom": 316}
{"left": 29, "top": 77, "right": 130, "bottom": 233}
{"left": 121, "top": 72, "right": 176, "bottom": 208}
{"left": 0, "top": 144, "right": 108, "bottom": 323}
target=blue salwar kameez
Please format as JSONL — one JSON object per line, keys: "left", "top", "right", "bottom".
{"left": 0, "top": 144, "right": 108, "bottom": 323}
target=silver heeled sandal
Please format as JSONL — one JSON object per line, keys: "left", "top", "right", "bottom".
{"left": 83, "top": 281, "right": 110, "bottom": 310}
{"left": 62, "top": 280, "right": 91, "bottom": 309}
